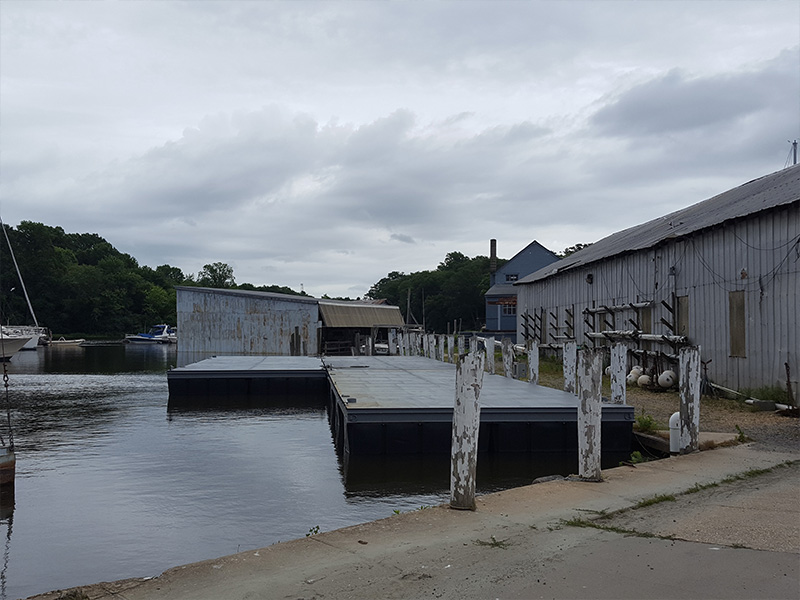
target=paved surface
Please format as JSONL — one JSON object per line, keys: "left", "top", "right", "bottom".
{"left": 32, "top": 443, "right": 800, "bottom": 600}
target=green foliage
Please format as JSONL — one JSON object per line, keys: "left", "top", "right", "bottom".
{"left": 634, "top": 413, "right": 658, "bottom": 433}
{"left": 365, "top": 252, "right": 497, "bottom": 332}
{"left": 305, "top": 525, "right": 320, "bottom": 537}
{"left": 557, "top": 243, "right": 592, "bottom": 258}
{"left": 197, "top": 261, "right": 236, "bottom": 288}
{"left": 0, "top": 221, "right": 189, "bottom": 336}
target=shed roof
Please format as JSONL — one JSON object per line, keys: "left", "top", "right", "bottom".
{"left": 176, "top": 286, "right": 318, "bottom": 305}
{"left": 318, "top": 300, "right": 405, "bottom": 328}
{"left": 517, "top": 165, "right": 800, "bottom": 285}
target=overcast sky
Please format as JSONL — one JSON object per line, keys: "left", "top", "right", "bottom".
{"left": 1, "top": 1, "right": 798, "bottom": 298}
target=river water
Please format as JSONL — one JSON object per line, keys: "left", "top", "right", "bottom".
{"left": 2, "top": 345, "right": 568, "bottom": 600}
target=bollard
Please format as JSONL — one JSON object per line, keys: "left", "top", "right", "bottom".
{"left": 502, "top": 338, "right": 514, "bottom": 378}
{"left": 528, "top": 341, "right": 539, "bottom": 385}
{"left": 450, "top": 350, "right": 486, "bottom": 510}
{"left": 679, "top": 345, "right": 701, "bottom": 453}
{"left": 563, "top": 341, "right": 577, "bottom": 394}
{"left": 577, "top": 347, "right": 603, "bottom": 481}
{"left": 669, "top": 412, "right": 681, "bottom": 454}
{"left": 610, "top": 342, "right": 628, "bottom": 404}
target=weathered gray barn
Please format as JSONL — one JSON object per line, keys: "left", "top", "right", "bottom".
{"left": 516, "top": 165, "right": 800, "bottom": 392}
{"left": 176, "top": 286, "right": 405, "bottom": 359}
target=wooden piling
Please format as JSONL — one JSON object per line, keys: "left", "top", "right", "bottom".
{"left": 577, "top": 347, "right": 603, "bottom": 481}
{"left": 485, "top": 336, "right": 496, "bottom": 374}
{"left": 563, "top": 341, "right": 577, "bottom": 394}
{"left": 610, "top": 342, "right": 628, "bottom": 404}
{"left": 502, "top": 338, "right": 514, "bottom": 378}
{"left": 458, "top": 335, "right": 465, "bottom": 357}
{"left": 527, "top": 341, "right": 539, "bottom": 385}
{"left": 447, "top": 334, "right": 454, "bottom": 363}
{"left": 679, "top": 345, "right": 701, "bottom": 453}
{"left": 450, "top": 350, "right": 486, "bottom": 511}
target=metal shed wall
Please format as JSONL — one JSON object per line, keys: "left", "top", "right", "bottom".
{"left": 517, "top": 201, "right": 799, "bottom": 391}
{"left": 176, "top": 287, "right": 319, "bottom": 357}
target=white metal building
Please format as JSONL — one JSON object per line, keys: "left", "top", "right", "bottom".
{"left": 516, "top": 166, "right": 800, "bottom": 392}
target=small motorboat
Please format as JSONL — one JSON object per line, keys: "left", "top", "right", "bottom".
{"left": 50, "top": 337, "right": 87, "bottom": 346}
{"left": 124, "top": 324, "right": 177, "bottom": 344}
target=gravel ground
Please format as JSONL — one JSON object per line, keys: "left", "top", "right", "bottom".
{"left": 536, "top": 369, "right": 800, "bottom": 453}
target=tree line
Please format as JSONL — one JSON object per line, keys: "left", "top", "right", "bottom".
{"left": 2, "top": 221, "right": 581, "bottom": 337}
{"left": 0, "top": 221, "right": 307, "bottom": 337}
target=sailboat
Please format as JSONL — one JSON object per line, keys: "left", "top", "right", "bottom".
{"left": 1, "top": 219, "right": 49, "bottom": 350}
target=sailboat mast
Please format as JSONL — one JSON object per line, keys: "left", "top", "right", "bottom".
{"left": 0, "top": 219, "right": 39, "bottom": 328}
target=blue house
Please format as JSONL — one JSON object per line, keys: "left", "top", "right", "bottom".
{"left": 484, "top": 239, "right": 559, "bottom": 342}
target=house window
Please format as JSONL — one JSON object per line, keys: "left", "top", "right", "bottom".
{"left": 505, "top": 273, "right": 519, "bottom": 282}
{"left": 502, "top": 304, "right": 516, "bottom": 316}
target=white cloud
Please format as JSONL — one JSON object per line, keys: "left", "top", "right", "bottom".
{"left": 1, "top": 1, "right": 798, "bottom": 298}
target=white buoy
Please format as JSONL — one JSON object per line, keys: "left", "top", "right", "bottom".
{"left": 637, "top": 374, "right": 652, "bottom": 387}
{"left": 658, "top": 370, "right": 677, "bottom": 388}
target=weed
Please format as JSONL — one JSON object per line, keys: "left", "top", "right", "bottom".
{"left": 635, "top": 494, "right": 676, "bottom": 508}
{"left": 473, "top": 535, "right": 510, "bottom": 549}
{"left": 620, "top": 450, "right": 650, "bottom": 466}
{"left": 561, "top": 517, "right": 666, "bottom": 539}
{"left": 740, "top": 386, "right": 792, "bottom": 405}
{"left": 417, "top": 505, "right": 432, "bottom": 511}
{"left": 58, "top": 591, "right": 90, "bottom": 600}
{"left": 634, "top": 412, "right": 658, "bottom": 433}
{"left": 306, "top": 525, "right": 320, "bottom": 537}
{"left": 735, "top": 425, "right": 749, "bottom": 443}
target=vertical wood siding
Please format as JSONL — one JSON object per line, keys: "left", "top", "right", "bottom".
{"left": 518, "top": 203, "right": 799, "bottom": 390}
{"left": 177, "top": 288, "right": 318, "bottom": 356}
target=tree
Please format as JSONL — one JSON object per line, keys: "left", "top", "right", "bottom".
{"left": 558, "top": 243, "right": 592, "bottom": 258}
{"left": 197, "top": 262, "right": 236, "bottom": 288}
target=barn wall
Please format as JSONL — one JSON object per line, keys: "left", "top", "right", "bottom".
{"left": 518, "top": 202, "right": 799, "bottom": 391}
{"left": 176, "top": 287, "right": 319, "bottom": 358}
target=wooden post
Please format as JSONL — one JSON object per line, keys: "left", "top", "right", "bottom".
{"left": 458, "top": 335, "right": 466, "bottom": 357}
{"left": 450, "top": 350, "right": 486, "bottom": 510}
{"left": 469, "top": 335, "right": 478, "bottom": 355}
{"left": 527, "top": 341, "right": 539, "bottom": 385}
{"left": 485, "top": 336, "right": 496, "bottom": 374}
{"left": 563, "top": 340, "right": 577, "bottom": 394}
{"left": 577, "top": 347, "right": 603, "bottom": 481}
{"left": 610, "top": 342, "right": 628, "bottom": 404}
{"left": 502, "top": 338, "right": 514, "bottom": 378}
{"left": 427, "top": 334, "right": 435, "bottom": 359}
{"left": 388, "top": 329, "right": 397, "bottom": 356}
{"left": 679, "top": 345, "right": 701, "bottom": 453}
{"left": 437, "top": 335, "right": 444, "bottom": 362}
{"left": 447, "top": 334, "right": 454, "bottom": 363}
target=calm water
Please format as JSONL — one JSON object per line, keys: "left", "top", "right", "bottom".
{"left": 1, "top": 345, "right": 562, "bottom": 600}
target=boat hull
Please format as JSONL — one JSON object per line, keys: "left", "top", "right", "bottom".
{"left": 0, "top": 447, "right": 14, "bottom": 486}
{"left": 0, "top": 336, "right": 33, "bottom": 360}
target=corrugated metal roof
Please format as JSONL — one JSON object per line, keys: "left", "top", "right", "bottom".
{"left": 176, "top": 286, "right": 318, "bottom": 304}
{"left": 319, "top": 300, "right": 405, "bottom": 328}
{"left": 517, "top": 165, "right": 800, "bottom": 285}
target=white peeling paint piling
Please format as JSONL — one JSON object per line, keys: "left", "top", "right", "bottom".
{"left": 447, "top": 334, "right": 454, "bottom": 363}
{"left": 450, "top": 350, "right": 486, "bottom": 511}
{"left": 679, "top": 345, "right": 701, "bottom": 453}
{"left": 577, "top": 347, "right": 603, "bottom": 481}
{"left": 563, "top": 341, "right": 577, "bottom": 394}
{"left": 469, "top": 335, "right": 478, "bottom": 355}
{"left": 610, "top": 342, "right": 628, "bottom": 404}
{"left": 485, "top": 336, "right": 496, "bottom": 374}
{"left": 437, "top": 335, "right": 444, "bottom": 362}
{"left": 388, "top": 329, "right": 397, "bottom": 355}
{"left": 502, "top": 338, "right": 514, "bottom": 378}
{"left": 458, "top": 335, "right": 466, "bottom": 358}
{"left": 527, "top": 341, "right": 539, "bottom": 385}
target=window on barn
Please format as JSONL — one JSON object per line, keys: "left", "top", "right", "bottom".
{"left": 505, "top": 273, "right": 518, "bottom": 282}
{"left": 502, "top": 304, "right": 516, "bottom": 316}
{"left": 729, "top": 291, "right": 746, "bottom": 358}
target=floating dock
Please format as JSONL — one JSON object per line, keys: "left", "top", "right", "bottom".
{"left": 167, "top": 355, "right": 633, "bottom": 462}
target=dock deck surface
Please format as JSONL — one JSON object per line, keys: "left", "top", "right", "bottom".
{"left": 324, "top": 355, "right": 581, "bottom": 410}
